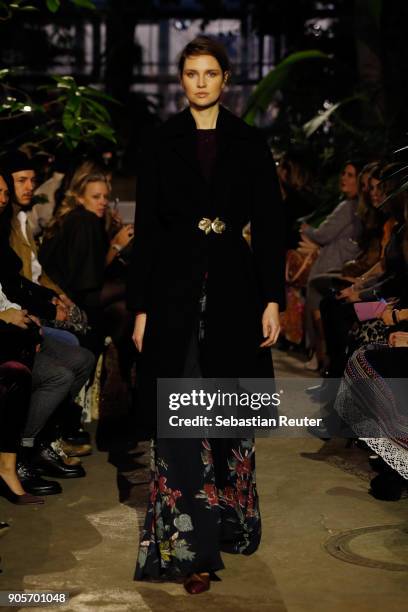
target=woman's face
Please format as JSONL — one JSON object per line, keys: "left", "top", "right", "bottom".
{"left": 339, "top": 164, "right": 358, "bottom": 199}
{"left": 0, "top": 176, "right": 9, "bottom": 214}
{"left": 180, "top": 54, "right": 227, "bottom": 109}
{"left": 78, "top": 181, "right": 109, "bottom": 218}
{"left": 369, "top": 177, "right": 384, "bottom": 209}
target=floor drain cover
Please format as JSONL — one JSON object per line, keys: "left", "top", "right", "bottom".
{"left": 325, "top": 524, "right": 408, "bottom": 571}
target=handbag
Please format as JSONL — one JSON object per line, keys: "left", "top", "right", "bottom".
{"left": 285, "top": 249, "right": 319, "bottom": 288}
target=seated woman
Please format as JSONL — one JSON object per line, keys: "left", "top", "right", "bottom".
{"left": 315, "top": 163, "right": 390, "bottom": 378}
{"left": 300, "top": 160, "right": 365, "bottom": 370}
{"left": 0, "top": 356, "right": 43, "bottom": 505}
{"left": 0, "top": 282, "right": 94, "bottom": 492}
{"left": 39, "top": 168, "right": 135, "bottom": 381}
{"left": 312, "top": 187, "right": 408, "bottom": 438}
{"left": 335, "top": 330, "right": 408, "bottom": 501}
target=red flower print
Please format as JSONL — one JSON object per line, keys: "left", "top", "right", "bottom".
{"left": 167, "top": 488, "right": 182, "bottom": 509}
{"left": 222, "top": 486, "right": 236, "bottom": 508}
{"left": 204, "top": 483, "right": 219, "bottom": 506}
{"left": 236, "top": 456, "right": 251, "bottom": 477}
{"left": 158, "top": 476, "right": 168, "bottom": 493}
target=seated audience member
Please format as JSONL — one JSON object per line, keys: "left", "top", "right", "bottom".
{"left": 335, "top": 332, "right": 408, "bottom": 501}
{"left": 0, "top": 170, "right": 91, "bottom": 445}
{"left": 299, "top": 160, "right": 364, "bottom": 370}
{"left": 39, "top": 167, "right": 135, "bottom": 383}
{"left": 317, "top": 163, "right": 390, "bottom": 382}
{"left": 27, "top": 152, "right": 68, "bottom": 238}
{"left": 311, "top": 181, "right": 408, "bottom": 438}
{"left": 0, "top": 355, "right": 43, "bottom": 505}
{"left": 4, "top": 151, "right": 64, "bottom": 295}
{"left": 0, "top": 282, "right": 95, "bottom": 495}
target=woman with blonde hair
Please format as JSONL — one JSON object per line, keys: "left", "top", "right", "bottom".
{"left": 39, "top": 168, "right": 135, "bottom": 380}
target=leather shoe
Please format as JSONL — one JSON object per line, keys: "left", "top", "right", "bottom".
{"left": 17, "top": 461, "right": 62, "bottom": 495}
{"left": 32, "top": 444, "right": 86, "bottom": 479}
{"left": 60, "top": 439, "right": 92, "bottom": 457}
{"left": 50, "top": 439, "right": 82, "bottom": 466}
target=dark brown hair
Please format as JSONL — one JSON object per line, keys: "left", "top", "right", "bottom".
{"left": 178, "top": 35, "right": 231, "bottom": 76}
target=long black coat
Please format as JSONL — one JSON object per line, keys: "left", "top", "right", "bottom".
{"left": 127, "top": 105, "right": 285, "bottom": 385}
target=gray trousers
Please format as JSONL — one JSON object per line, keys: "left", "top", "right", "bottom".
{"left": 22, "top": 336, "right": 95, "bottom": 446}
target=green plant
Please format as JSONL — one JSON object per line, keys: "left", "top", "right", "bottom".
{"left": 242, "top": 50, "right": 330, "bottom": 126}
{"left": 0, "top": 0, "right": 119, "bottom": 154}
{"left": 0, "top": 0, "right": 95, "bottom": 20}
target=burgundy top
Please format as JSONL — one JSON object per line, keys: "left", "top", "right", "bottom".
{"left": 196, "top": 129, "right": 217, "bottom": 183}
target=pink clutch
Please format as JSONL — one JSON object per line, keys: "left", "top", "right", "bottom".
{"left": 354, "top": 300, "right": 387, "bottom": 321}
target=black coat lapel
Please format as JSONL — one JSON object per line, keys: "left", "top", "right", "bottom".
{"left": 169, "top": 107, "right": 204, "bottom": 180}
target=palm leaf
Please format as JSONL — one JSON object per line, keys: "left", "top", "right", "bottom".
{"left": 303, "top": 95, "right": 362, "bottom": 138}
{"left": 243, "top": 50, "right": 329, "bottom": 126}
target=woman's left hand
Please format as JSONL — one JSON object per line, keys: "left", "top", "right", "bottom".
{"left": 389, "top": 331, "right": 408, "bottom": 347}
{"left": 260, "top": 302, "right": 281, "bottom": 348}
{"left": 113, "top": 224, "right": 134, "bottom": 248}
{"left": 380, "top": 306, "right": 395, "bottom": 326}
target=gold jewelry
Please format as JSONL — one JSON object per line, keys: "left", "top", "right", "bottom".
{"left": 198, "top": 217, "right": 226, "bottom": 235}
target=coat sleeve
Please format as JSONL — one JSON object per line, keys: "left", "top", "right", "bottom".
{"left": 4, "top": 275, "right": 57, "bottom": 320}
{"left": 303, "top": 200, "right": 352, "bottom": 246}
{"left": 126, "top": 133, "right": 160, "bottom": 313}
{"left": 250, "top": 135, "right": 286, "bottom": 310}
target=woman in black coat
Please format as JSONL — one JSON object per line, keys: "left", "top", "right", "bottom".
{"left": 128, "top": 36, "right": 285, "bottom": 594}
{"left": 39, "top": 169, "right": 135, "bottom": 378}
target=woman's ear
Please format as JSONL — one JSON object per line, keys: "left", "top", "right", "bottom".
{"left": 222, "top": 71, "right": 230, "bottom": 87}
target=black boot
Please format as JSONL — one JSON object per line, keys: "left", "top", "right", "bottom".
{"left": 16, "top": 461, "right": 62, "bottom": 495}
{"left": 32, "top": 442, "right": 86, "bottom": 479}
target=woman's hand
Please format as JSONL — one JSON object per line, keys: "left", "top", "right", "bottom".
{"left": 112, "top": 224, "right": 134, "bottom": 248}
{"left": 336, "top": 285, "right": 360, "bottom": 303}
{"left": 380, "top": 306, "right": 395, "bottom": 326}
{"left": 297, "top": 234, "right": 319, "bottom": 256}
{"left": 389, "top": 331, "right": 408, "bottom": 347}
{"left": 260, "top": 302, "right": 280, "bottom": 348}
{"left": 132, "top": 312, "right": 147, "bottom": 352}
{"left": 0, "top": 308, "right": 30, "bottom": 329}
{"left": 52, "top": 297, "right": 68, "bottom": 321}
{"left": 58, "top": 293, "right": 74, "bottom": 309}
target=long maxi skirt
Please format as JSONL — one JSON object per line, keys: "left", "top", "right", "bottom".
{"left": 135, "top": 281, "right": 261, "bottom": 580}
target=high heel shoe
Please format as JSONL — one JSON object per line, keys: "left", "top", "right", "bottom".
{"left": 0, "top": 477, "right": 44, "bottom": 505}
{"left": 184, "top": 572, "right": 210, "bottom": 595}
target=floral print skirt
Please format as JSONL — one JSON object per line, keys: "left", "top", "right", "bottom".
{"left": 135, "top": 279, "right": 261, "bottom": 580}
{"left": 135, "top": 437, "right": 261, "bottom": 580}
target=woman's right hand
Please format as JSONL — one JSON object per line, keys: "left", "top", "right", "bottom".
{"left": 132, "top": 312, "right": 146, "bottom": 352}
{"left": 0, "top": 308, "right": 30, "bottom": 329}
{"left": 389, "top": 331, "right": 408, "bottom": 347}
{"left": 336, "top": 285, "right": 360, "bottom": 303}
{"left": 112, "top": 224, "right": 134, "bottom": 248}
